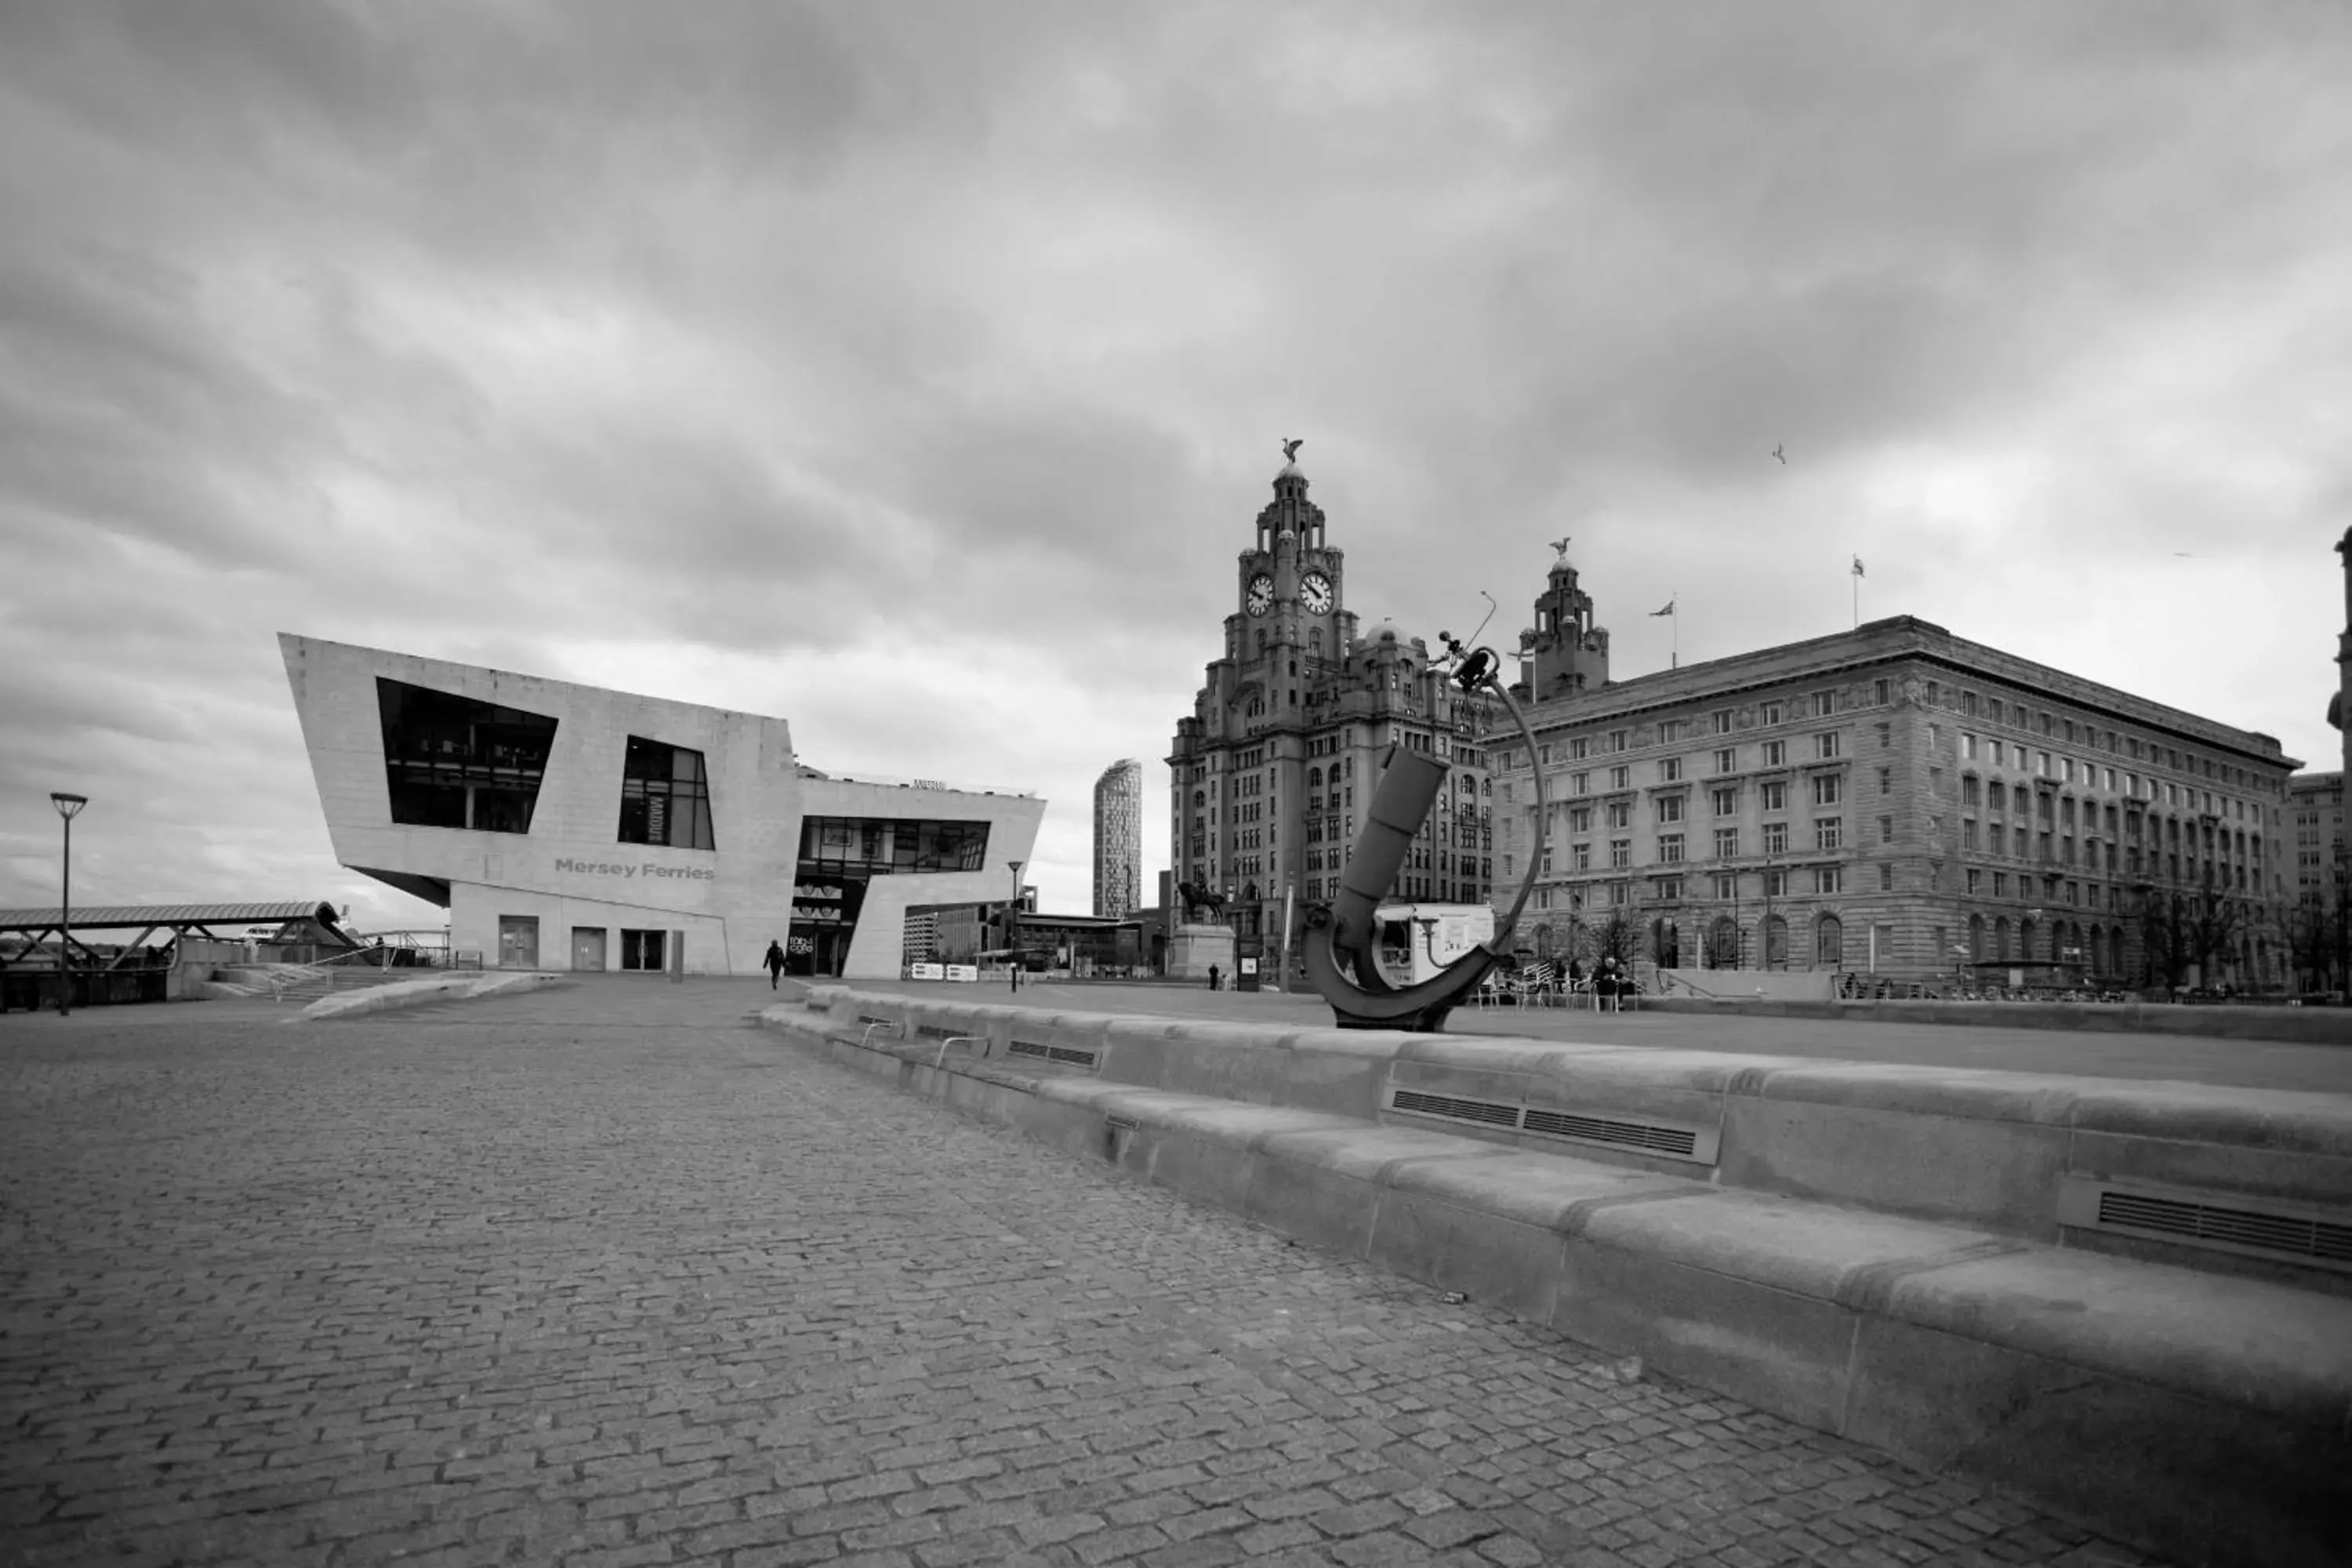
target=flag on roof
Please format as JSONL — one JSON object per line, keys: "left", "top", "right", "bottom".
{"left": 1650, "top": 599, "right": 1675, "bottom": 616}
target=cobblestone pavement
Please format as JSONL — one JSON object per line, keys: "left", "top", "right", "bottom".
{"left": 2, "top": 978, "right": 2161, "bottom": 1567}
{"left": 880, "top": 979, "right": 2351, "bottom": 1095}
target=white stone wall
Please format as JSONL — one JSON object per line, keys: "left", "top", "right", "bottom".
{"left": 280, "top": 634, "right": 1044, "bottom": 978}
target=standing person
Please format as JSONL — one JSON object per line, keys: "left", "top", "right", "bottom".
{"left": 763, "top": 938, "right": 786, "bottom": 990}
{"left": 1208, "top": 963, "right": 1221, "bottom": 993}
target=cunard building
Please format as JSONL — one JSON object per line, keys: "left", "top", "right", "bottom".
{"left": 1167, "top": 448, "right": 1494, "bottom": 959}
{"left": 1490, "top": 550, "right": 2298, "bottom": 989}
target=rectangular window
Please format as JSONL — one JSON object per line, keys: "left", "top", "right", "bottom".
{"left": 1878, "top": 863, "right": 1894, "bottom": 891}
{"left": 1607, "top": 801, "right": 1632, "bottom": 829}
{"left": 1763, "top": 741, "right": 1787, "bottom": 767}
{"left": 1878, "top": 768, "right": 1893, "bottom": 796}
{"left": 1762, "top": 822, "right": 1788, "bottom": 855}
{"left": 1877, "top": 722, "right": 1892, "bottom": 750}
{"left": 1656, "top": 877, "right": 1683, "bottom": 901}
{"left": 1812, "top": 691, "right": 1838, "bottom": 717}
{"left": 800, "top": 817, "right": 992, "bottom": 873}
{"left": 1963, "top": 733, "right": 1977, "bottom": 760}
{"left": 1963, "top": 818, "right": 1979, "bottom": 849}
{"left": 1657, "top": 795, "right": 1686, "bottom": 824}
{"left": 1658, "top": 834, "right": 1685, "bottom": 863}
{"left": 1714, "top": 710, "right": 1733, "bottom": 735}
{"left": 1572, "top": 771, "right": 1590, "bottom": 796}
{"left": 1573, "top": 843, "right": 1591, "bottom": 871}
{"left": 1967, "top": 868, "right": 1981, "bottom": 893}
{"left": 1760, "top": 780, "right": 1787, "bottom": 811}
{"left": 1813, "top": 775, "right": 1842, "bottom": 807}
{"left": 1660, "top": 757, "right": 1683, "bottom": 782}
{"left": 1713, "top": 786, "right": 1738, "bottom": 816}
{"left": 1762, "top": 701, "right": 1783, "bottom": 725}
{"left": 1814, "top": 866, "right": 1842, "bottom": 895}
{"left": 1715, "top": 827, "right": 1740, "bottom": 858}
{"left": 1714, "top": 747, "right": 1737, "bottom": 773}
{"left": 1570, "top": 805, "right": 1592, "bottom": 833}
{"left": 1878, "top": 815, "right": 1894, "bottom": 844}
{"left": 1816, "top": 731, "right": 1841, "bottom": 760}
{"left": 618, "top": 736, "right": 717, "bottom": 851}
{"left": 1713, "top": 873, "right": 1737, "bottom": 900}
{"left": 1610, "top": 729, "right": 1629, "bottom": 753}
{"left": 1815, "top": 818, "right": 1842, "bottom": 850}
{"left": 1609, "top": 764, "right": 1629, "bottom": 790}
{"left": 1875, "top": 679, "right": 1890, "bottom": 705}
{"left": 1764, "top": 869, "right": 1788, "bottom": 898}
{"left": 1610, "top": 839, "right": 1632, "bottom": 869}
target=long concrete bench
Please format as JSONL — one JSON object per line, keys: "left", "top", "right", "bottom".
{"left": 764, "top": 1001, "right": 2351, "bottom": 1568}
{"left": 801, "top": 985, "right": 2352, "bottom": 1301}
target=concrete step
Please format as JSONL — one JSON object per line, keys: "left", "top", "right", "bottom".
{"left": 761, "top": 998, "right": 2352, "bottom": 1568}
{"left": 799, "top": 984, "right": 2352, "bottom": 1301}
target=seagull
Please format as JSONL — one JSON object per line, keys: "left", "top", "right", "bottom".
{"left": 2174, "top": 552, "right": 2195, "bottom": 558}
{"left": 1772, "top": 445, "right": 1785, "bottom": 464}
{"left": 1282, "top": 438, "right": 1303, "bottom": 461}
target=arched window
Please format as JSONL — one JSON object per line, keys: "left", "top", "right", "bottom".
{"left": 1994, "top": 916, "right": 2011, "bottom": 960}
{"left": 2084, "top": 924, "right": 2102, "bottom": 976}
{"left": 1651, "top": 919, "right": 1680, "bottom": 968}
{"left": 2018, "top": 917, "right": 2037, "bottom": 962}
{"left": 1535, "top": 924, "right": 1553, "bottom": 960}
{"left": 1763, "top": 914, "right": 1789, "bottom": 970}
{"left": 1709, "top": 916, "right": 1739, "bottom": 969}
{"left": 1192, "top": 790, "right": 1206, "bottom": 808}
{"left": 1969, "top": 913, "right": 1986, "bottom": 962}
{"left": 1814, "top": 913, "right": 1843, "bottom": 970}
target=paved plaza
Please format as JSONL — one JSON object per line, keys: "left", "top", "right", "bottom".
{"left": 4, "top": 978, "right": 2164, "bottom": 1567}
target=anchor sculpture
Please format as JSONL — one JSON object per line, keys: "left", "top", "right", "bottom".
{"left": 1302, "top": 604, "right": 1551, "bottom": 1033}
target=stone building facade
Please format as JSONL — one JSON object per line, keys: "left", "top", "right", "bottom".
{"left": 1490, "top": 564, "right": 2298, "bottom": 989}
{"left": 1167, "top": 453, "right": 1494, "bottom": 956}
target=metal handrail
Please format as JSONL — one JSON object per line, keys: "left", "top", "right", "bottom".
{"left": 933, "top": 1034, "right": 982, "bottom": 1069}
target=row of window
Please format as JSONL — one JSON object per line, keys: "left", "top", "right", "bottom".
{"left": 1502, "top": 673, "right": 2281, "bottom": 802}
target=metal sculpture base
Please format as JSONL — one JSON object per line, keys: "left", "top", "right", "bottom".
{"left": 1301, "top": 910, "right": 1497, "bottom": 1033}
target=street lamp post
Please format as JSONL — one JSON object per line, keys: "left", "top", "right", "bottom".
{"left": 1006, "top": 861, "right": 1023, "bottom": 992}
{"left": 51, "top": 792, "right": 88, "bottom": 1016}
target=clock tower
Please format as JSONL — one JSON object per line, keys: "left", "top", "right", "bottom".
{"left": 1168, "top": 446, "right": 1495, "bottom": 979}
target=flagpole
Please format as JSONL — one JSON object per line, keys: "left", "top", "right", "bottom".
{"left": 1672, "top": 593, "right": 1679, "bottom": 669}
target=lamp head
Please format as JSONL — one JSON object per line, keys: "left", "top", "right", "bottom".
{"left": 50, "top": 791, "right": 87, "bottom": 820}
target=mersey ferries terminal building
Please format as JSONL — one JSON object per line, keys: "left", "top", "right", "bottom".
{"left": 280, "top": 635, "right": 1043, "bottom": 978}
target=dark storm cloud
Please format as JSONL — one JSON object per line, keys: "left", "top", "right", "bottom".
{"left": 2, "top": 0, "right": 2347, "bottom": 914}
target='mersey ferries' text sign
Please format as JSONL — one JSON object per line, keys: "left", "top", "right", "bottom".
{"left": 554, "top": 857, "right": 716, "bottom": 882}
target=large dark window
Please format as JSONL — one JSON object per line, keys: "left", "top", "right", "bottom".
{"left": 797, "top": 817, "right": 990, "bottom": 873}
{"left": 377, "top": 678, "right": 557, "bottom": 834}
{"left": 618, "top": 737, "right": 716, "bottom": 850}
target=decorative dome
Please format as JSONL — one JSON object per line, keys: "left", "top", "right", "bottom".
{"left": 1276, "top": 458, "right": 1305, "bottom": 483}
{"left": 1365, "top": 619, "right": 1402, "bottom": 644}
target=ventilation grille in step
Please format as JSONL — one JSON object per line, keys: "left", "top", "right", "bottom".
{"left": 2057, "top": 1176, "right": 2352, "bottom": 1274}
{"left": 1522, "top": 1108, "right": 1700, "bottom": 1160}
{"left": 1007, "top": 1039, "right": 1102, "bottom": 1071}
{"left": 915, "top": 1024, "right": 959, "bottom": 1041}
{"left": 1385, "top": 1086, "right": 1716, "bottom": 1165}
{"left": 1392, "top": 1090, "right": 1519, "bottom": 1127}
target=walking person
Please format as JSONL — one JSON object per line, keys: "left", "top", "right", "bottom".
{"left": 763, "top": 938, "right": 786, "bottom": 990}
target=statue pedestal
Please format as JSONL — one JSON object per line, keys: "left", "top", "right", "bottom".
{"left": 1167, "top": 924, "right": 1236, "bottom": 982}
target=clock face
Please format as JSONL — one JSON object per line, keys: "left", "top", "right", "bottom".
{"left": 1301, "top": 572, "right": 1334, "bottom": 615}
{"left": 1246, "top": 573, "right": 1274, "bottom": 616}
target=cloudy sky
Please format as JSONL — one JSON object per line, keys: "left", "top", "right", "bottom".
{"left": 3, "top": 0, "right": 2348, "bottom": 930}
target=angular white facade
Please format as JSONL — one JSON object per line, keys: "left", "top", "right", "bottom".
{"left": 280, "top": 634, "right": 1044, "bottom": 978}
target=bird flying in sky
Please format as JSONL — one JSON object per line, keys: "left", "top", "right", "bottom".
{"left": 1772, "top": 445, "right": 1785, "bottom": 464}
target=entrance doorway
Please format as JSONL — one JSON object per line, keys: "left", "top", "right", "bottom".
{"left": 498, "top": 916, "right": 540, "bottom": 969}
{"left": 571, "top": 927, "right": 608, "bottom": 971}
{"left": 619, "top": 928, "right": 667, "bottom": 971}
